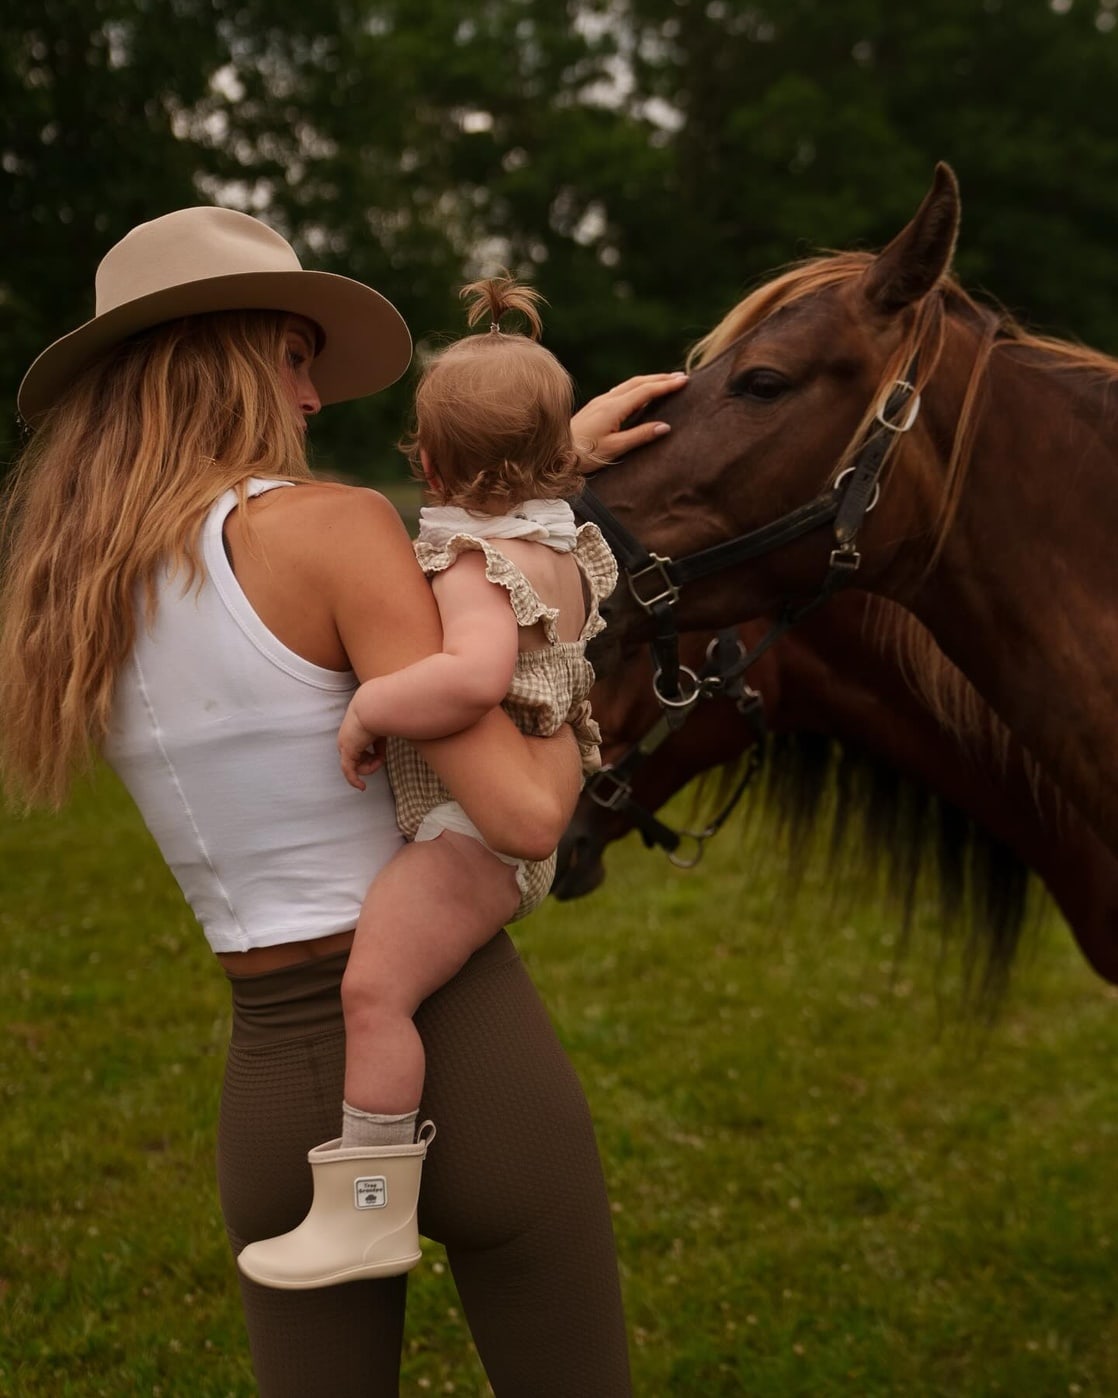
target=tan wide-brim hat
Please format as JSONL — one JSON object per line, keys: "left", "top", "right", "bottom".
{"left": 17, "top": 206, "right": 413, "bottom": 424}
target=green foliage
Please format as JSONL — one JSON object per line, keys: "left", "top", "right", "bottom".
{"left": 0, "top": 2, "right": 227, "bottom": 456}
{"left": 5, "top": 1, "right": 1118, "bottom": 474}
{"left": 2, "top": 771, "right": 1118, "bottom": 1394}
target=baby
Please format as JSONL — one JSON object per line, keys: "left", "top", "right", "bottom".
{"left": 238, "top": 275, "right": 616, "bottom": 1289}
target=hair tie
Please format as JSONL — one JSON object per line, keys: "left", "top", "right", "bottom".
{"left": 489, "top": 322, "right": 502, "bottom": 334}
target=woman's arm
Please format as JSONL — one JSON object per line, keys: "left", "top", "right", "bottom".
{"left": 418, "top": 719, "right": 582, "bottom": 862}
{"left": 319, "top": 488, "right": 580, "bottom": 859}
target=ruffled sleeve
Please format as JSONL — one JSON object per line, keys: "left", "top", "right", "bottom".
{"left": 572, "top": 522, "right": 620, "bottom": 642}
{"left": 413, "top": 533, "right": 561, "bottom": 632}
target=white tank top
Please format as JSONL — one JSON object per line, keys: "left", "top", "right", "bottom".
{"left": 103, "top": 478, "right": 403, "bottom": 954}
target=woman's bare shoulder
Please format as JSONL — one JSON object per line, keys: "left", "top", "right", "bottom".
{"left": 231, "top": 481, "right": 416, "bottom": 600}
{"left": 247, "top": 480, "right": 409, "bottom": 551}
{"left": 254, "top": 479, "right": 401, "bottom": 518}
{"left": 225, "top": 479, "right": 431, "bottom": 674}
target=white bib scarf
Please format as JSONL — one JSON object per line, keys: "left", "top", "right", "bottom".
{"left": 417, "top": 498, "right": 578, "bottom": 553}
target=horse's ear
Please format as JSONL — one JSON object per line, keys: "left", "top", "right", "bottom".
{"left": 861, "top": 163, "right": 960, "bottom": 315}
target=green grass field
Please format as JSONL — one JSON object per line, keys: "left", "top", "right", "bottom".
{"left": 2, "top": 768, "right": 1116, "bottom": 1396}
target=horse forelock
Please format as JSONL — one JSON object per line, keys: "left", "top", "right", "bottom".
{"left": 687, "top": 253, "right": 876, "bottom": 370}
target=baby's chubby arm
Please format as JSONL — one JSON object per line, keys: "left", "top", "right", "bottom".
{"left": 338, "top": 553, "right": 518, "bottom": 789}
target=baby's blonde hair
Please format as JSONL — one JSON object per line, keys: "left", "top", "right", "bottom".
{"left": 402, "top": 275, "right": 586, "bottom": 509}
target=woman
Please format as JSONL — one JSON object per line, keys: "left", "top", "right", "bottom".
{"left": 0, "top": 206, "right": 683, "bottom": 1395}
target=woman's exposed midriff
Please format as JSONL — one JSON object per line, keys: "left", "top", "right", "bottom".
{"left": 216, "top": 927, "right": 356, "bottom": 977}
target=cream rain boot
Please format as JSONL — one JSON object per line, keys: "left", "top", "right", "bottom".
{"left": 237, "top": 1121, "right": 436, "bottom": 1290}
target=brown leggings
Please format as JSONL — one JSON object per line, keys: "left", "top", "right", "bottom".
{"left": 217, "top": 932, "right": 631, "bottom": 1396}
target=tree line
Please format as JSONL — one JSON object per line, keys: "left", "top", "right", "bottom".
{"left": 4, "top": 0, "right": 1118, "bottom": 474}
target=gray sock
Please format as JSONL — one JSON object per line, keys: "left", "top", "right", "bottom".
{"left": 340, "top": 1103, "right": 418, "bottom": 1149}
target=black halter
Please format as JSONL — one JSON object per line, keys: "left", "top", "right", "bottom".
{"left": 583, "top": 628, "right": 767, "bottom": 866}
{"left": 576, "top": 369, "right": 921, "bottom": 716}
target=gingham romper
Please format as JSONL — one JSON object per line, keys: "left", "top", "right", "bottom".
{"left": 386, "top": 512, "right": 618, "bottom": 920}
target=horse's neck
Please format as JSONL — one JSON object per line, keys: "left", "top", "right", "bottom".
{"left": 894, "top": 342, "right": 1118, "bottom": 849}
{"left": 919, "top": 341, "right": 1118, "bottom": 650}
{"left": 776, "top": 601, "right": 1118, "bottom": 979}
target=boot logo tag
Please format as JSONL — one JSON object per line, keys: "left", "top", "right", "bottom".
{"left": 354, "top": 1175, "right": 388, "bottom": 1209}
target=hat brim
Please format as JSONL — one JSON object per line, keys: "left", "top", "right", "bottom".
{"left": 17, "top": 269, "right": 413, "bottom": 424}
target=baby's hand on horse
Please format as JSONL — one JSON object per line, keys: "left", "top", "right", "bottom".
{"left": 571, "top": 372, "right": 689, "bottom": 468}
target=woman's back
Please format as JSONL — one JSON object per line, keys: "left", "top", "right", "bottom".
{"left": 104, "top": 479, "right": 402, "bottom": 954}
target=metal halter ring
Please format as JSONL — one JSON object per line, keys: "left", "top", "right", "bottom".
{"left": 651, "top": 664, "right": 702, "bottom": 710}
{"left": 875, "top": 380, "right": 921, "bottom": 433}
{"left": 667, "top": 832, "right": 707, "bottom": 869}
{"left": 832, "top": 466, "right": 881, "bottom": 512}
{"left": 704, "top": 634, "right": 748, "bottom": 669}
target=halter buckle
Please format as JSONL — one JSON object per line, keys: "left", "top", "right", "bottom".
{"left": 875, "top": 380, "right": 921, "bottom": 433}
{"left": 586, "top": 766, "right": 633, "bottom": 811}
{"left": 627, "top": 554, "right": 680, "bottom": 610}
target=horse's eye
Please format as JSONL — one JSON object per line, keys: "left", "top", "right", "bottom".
{"left": 729, "top": 368, "right": 790, "bottom": 401}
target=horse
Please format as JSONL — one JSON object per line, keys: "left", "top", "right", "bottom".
{"left": 557, "top": 591, "right": 1118, "bottom": 999}
{"left": 581, "top": 163, "right": 1118, "bottom": 855}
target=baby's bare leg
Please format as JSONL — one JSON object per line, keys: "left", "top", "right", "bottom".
{"left": 341, "top": 833, "right": 520, "bottom": 1114}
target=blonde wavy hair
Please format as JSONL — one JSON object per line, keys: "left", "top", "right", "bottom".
{"left": 0, "top": 309, "right": 311, "bottom": 809}
{"left": 401, "top": 274, "right": 587, "bottom": 508}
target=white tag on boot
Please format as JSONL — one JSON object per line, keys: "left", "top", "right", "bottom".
{"left": 354, "top": 1176, "right": 387, "bottom": 1209}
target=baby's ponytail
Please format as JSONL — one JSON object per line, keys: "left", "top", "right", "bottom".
{"left": 460, "top": 275, "right": 544, "bottom": 341}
